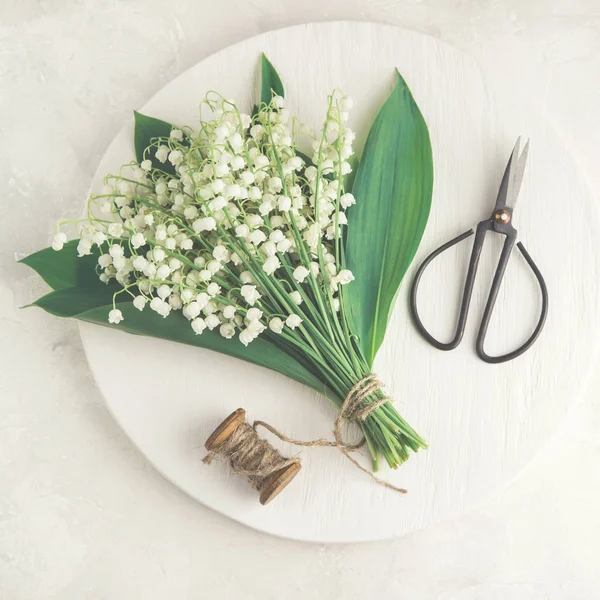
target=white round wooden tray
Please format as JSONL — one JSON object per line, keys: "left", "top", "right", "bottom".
{"left": 79, "top": 22, "right": 600, "bottom": 543}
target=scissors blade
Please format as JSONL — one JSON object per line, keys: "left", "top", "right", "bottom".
{"left": 494, "top": 137, "right": 530, "bottom": 212}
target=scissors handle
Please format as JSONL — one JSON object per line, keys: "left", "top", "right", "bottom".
{"left": 410, "top": 223, "right": 548, "bottom": 363}
{"left": 478, "top": 240, "right": 548, "bottom": 363}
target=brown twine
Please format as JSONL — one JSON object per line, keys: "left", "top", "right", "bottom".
{"left": 203, "top": 375, "right": 407, "bottom": 494}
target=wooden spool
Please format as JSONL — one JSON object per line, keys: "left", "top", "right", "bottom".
{"left": 204, "top": 408, "right": 302, "bottom": 505}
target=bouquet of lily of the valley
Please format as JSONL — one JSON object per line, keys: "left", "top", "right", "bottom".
{"left": 22, "top": 55, "right": 433, "bottom": 472}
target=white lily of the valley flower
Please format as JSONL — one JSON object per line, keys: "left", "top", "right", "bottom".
{"left": 133, "top": 296, "right": 147, "bottom": 311}
{"left": 155, "top": 145, "right": 169, "bottom": 163}
{"left": 293, "top": 266, "right": 309, "bottom": 283}
{"left": 241, "top": 285, "right": 261, "bottom": 305}
{"left": 286, "top": 314, "right": 302, "bottom": 330}
{"left": 268, "top": 317, "right": 284, "bottom": 333}
{"left": 262, "top": 255, "right": 280, "bottom": 275}
{"left": 191, "top": 318, "right": 206, "bottom": 335}
{"left": 246, "top": 307, "right": 263, "bottom": 322}
{"left": 108, "top": 309, "right": 124, "bottom": 324}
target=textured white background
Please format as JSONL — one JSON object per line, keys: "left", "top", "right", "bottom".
{"left": 2, "top": 1, "right": 600, "bottom": 599}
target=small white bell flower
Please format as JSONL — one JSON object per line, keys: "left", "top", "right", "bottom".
{"left": 206, "top": 282, "right": 221, "bottom": 297}
{"left": 290, "top": 291, "right": 302, "bottom": 305}
{"left": 170, "top": 128, "right": 184, "bottom": 141}
{"left": 133, "top": 296, "right": 147, "bottom": 311}
{"left": 76, "top": 239, "right": 92, "bottom": 257}
{"left": 131, "top": 232, "right": 146, "bottom": 249}
{"left": 262, "top": 255, "right": 280, "bottom": 275}
{"left": 337, "top": 269, "right": 355, "bottom": 285}
{"left": 157, "top": 284, "right": 171, "bottom": 299}
{"left": 240, "top": 284, "right": 261, "bottom": 306}
{"left": 169, "top": 294, "right": 183, "bottom": 309}
{"left": 168, "top": 257, "right": 182, "bottom": 270}
{"left": 247, "top": 215, "right": 263, "bottom": 228}
{"left": 191, "top": 318, "right": 206, "bottom": 335}
{"left": 183, "top": 301, "right": 201, "bottom": 320}
{"left": 211, "top": 179, "right": 225, "bottom": 194}
{"left": 276, "top": 239, "right": 292, "bottom": 253}
{"left": 239, "top": 329, "right": 253, "bottom": 346}
{"left": 215, "top": 163, "right": 229, "bottom": 178}
{"left": 207, "top": 260, "right": 221, "bottom": 275}
{"left": 219, "top": 323, "right": 235, "bottom": 339}
{"left": 246, "top": 307, "right": 263, "bottom": 322}
{"left": 140, "top": 159, "right": 152, "bottom": 171}
{"left": 254, "top": 155, "right": 269, "bottom": 169}
{"left": 192, "top": 217, "right": 216, "bottom": 233}
{"left": 258, "top": 202, "right": 275, "bottom": 217}
{"left": 205, "top": 313, "right": 221, "bottom": 330}
{"left": 213, "top": 245, "right": 230, "bottom": 262}
{"left": 196, "top": 293, "right": 210, "bottom": 310}
{"left": 168, "top": 150, "right": 183, "bottom": 166}
{"left": 181, "top": 289, "right": 195, "bottom": 304}
{"left": 240, "top": 271, "right": 254, "bottom": 284}
{"left": 184, "top": 206, "right": 199, "bottom": 220}
{"left": 286, "top": 314, "right": 302, "bottom": 330}
{"left": 269, "top": 230, "right": 285, "bottom": 244}
{"left": 230, "top": 155, "right": 245, "bottom": 171}
{"left": 98, "top": 254, "right": 112, "bottom": 268}
{"left": 269, "top": 317, "right": 284, "bottom": 334}
{"left": 156, "top": 264, "right": 171, "bottom": 280}
{"left": 278, "top": 195, "right": 292, "bottom": 212}
{"left": 152, "top": 247, "right": 166, "bottom": 262}
{"left": 248, "top": 186, "right": 262, "bottom": 200}
{"left": 248, "top": 230, "right": 267, "bottom": 245}
{"left": 222, "top": 306, "right": 236, "bottom": 320}
{"left": 261, "top": 240, "right": 277, "bottom": 257}
{"left": 131, "top": 256, "right": 148, "bottom": 271}
{"left": 108, "top": 309, "right": 124, "bottom": 324}
{"left": 235, "top": 224, "right": 250, "bottom": 238}
{"left": 107, "top": 223, "right": 123, "bottom": 237}
{"left": 293, "top": 266, "right": 309, "bottom": 283}
{"left": 155, "top": 145, "right": 169, "bottom": 163}
{"left": 240, "top": 170, "right": 254, "bottom": 185}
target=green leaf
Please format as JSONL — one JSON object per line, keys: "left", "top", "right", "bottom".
{"left": 20, "top": 241, "right": 105, "bottom": 291}
{"left": 26, "top": 278, "right": 329, "bottom": 396}
{"left": 344, "top": 70, "right": 434, "bottom": 367}
{"left": 79, "top": 302, "right": 328, "bottom": 395}
{"left": 29, "top": 286, "right": 119, "bottom": 317}
{"left": 133, "top": 111, "right": 176, "bottom": 174}
{"left": 260, "top": 53, "right": 284, "bottom": 106}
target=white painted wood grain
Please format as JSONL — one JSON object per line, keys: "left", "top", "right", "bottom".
{"left": 78, "top": 22, "right": 600, "bottom": 542}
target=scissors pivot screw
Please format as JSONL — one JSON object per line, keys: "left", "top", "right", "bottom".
{"left": 494, "top": 209, "right": 511, "bottom": 224}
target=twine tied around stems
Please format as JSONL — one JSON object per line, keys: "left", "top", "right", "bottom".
{"left": 203, "top": 375, "right": 407, "bottom": 499}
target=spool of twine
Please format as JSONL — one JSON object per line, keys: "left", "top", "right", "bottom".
{"left": 203, "top": 374, "right": 407, "bottom": 504}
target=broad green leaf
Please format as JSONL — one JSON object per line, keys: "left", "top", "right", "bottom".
{"left": 25, "top": 272, "right": 330, "bottom": 396}
{"left": 28, "top": 286, "right": 118, "bottom": 317}
{"left": 133, "top": 111, "right": 176, "bottom": 174}
{"left": 79, "top": 302, "right": 329, "bottom": 395}
{"left": 20, "top": 241, "right": 105, "bottom": 291}
{"left": 260, "top": 53, "right": 284, "bottom": 106}
{"left": 344, "top": 70, "right": 434, "bottom": 367}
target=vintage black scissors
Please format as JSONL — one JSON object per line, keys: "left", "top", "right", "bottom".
{"left": 410, "top": 137, "right": 548, "bottom": 364}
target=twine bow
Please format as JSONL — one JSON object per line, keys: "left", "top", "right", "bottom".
{"left": 254, "top": 374, "right": 408, "bottom": 494}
